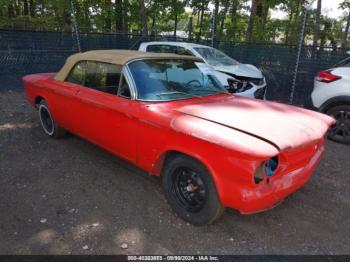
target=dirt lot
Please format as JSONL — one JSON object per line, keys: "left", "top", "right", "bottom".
{"left": 0, "top": 90, "right": 349, "bottom": 255}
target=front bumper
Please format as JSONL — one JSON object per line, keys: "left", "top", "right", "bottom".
{"left": 254, "top": 86, "right": 266, "bottom": 99}
{"left": 226, "top": 145, "right": 324, "bottom": 214}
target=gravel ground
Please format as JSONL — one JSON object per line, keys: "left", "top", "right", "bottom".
{"left": 0, "top": 90, "right": 349, "bottom": 255}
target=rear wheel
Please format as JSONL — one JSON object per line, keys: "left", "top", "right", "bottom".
{"left": 326, "top": 105, "right": 350, "bottom": 144}
{"left": 162, "top": 155, "right": 224, "bottom": 225}
{"left": 38, "top": 100, "right": 66, "bottom": 138}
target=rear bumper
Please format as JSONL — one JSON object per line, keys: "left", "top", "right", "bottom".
{"left": 228, "top": 146, "right": 324, "bottom": 214}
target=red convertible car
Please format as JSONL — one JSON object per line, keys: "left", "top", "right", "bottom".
{"left": 23, "top": 50, "right": 335, "bottom": 225}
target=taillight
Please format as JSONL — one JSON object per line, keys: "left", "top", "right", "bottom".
{"left": 315, "top": 70, "right": 341, "bottom": 83}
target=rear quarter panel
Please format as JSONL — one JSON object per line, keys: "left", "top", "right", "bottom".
{"left": 23, "top": 73, "right": 56, "bottom": 107}
{"left": 23, "top": 73, "right": 78, "bottom": 131}
{"left": 312, "top": 67, "right": 350, "bottom": 108}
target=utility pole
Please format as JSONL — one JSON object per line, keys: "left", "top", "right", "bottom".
{"left": 188, "top": 16, "right": 193, "bottom": 41}
{"left": 211, "top": 13, "right": 216, "bottom": 47}
{"left": 71, "top": 0, "right": 81, "bottom": 52}
{"left": 290, "top": 1, "right": 314, "bottom": 104}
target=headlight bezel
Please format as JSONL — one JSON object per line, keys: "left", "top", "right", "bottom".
{"left": 264, "top": 156, "right": 279, "bottom": 177}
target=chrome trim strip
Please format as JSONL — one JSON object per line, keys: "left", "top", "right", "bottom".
{"left": 121, "top": 66, "right": 137, "bottom": 100}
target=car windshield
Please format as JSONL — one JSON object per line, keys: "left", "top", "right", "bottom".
{"left": 128, "top": 59, "right": 228, "bottom": 101}
{"left": 194, "top": 47, "right": 240, "bottom": 66}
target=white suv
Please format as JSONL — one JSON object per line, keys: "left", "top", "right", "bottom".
{"left": 311, "top": 53, "right": 350, "bottom": 144}
{"left": 139, "top": 41, "right": 267, "bottom": 99}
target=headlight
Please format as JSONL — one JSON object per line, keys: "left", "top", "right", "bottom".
{"left": 254, "top": 156, "right": 279, "bottom": 184}
{"left": 265, "top": 156, "right": 278, "bottom": 177}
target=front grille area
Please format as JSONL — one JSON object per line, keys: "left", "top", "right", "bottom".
{"left": 227, "top": 81, "right": 253, "bottom": 93}
{"left": 254, "top": 87, "right": 266, "bottom": 99}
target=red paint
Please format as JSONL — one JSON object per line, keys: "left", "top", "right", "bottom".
{"left": 23, "top": 73, "right": 335, "bottom": 214}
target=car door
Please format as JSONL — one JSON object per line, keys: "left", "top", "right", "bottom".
{"left": 72, "top": 61, "right": 139, "bottom": 163}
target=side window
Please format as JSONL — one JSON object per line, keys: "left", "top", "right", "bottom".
{"left": 146, "top": 45, "right": 176, "bottom": 54}
{"left": 146, "top": 45, "right": 162, "bottom": 53}
{"left": 117, "top": 74, "right": 132, "bottom": 99}
{"left": 84, "top": 61, "right": 121, "bottom": 94}
{"left": 164, "top": 45, "right": 177, "bottom": 53}
{"left": 146, "top": 45, "right": 193, "bottom": 56}
{"left": 175, "top": 46, "right": 194, "bottom": 56}
{"left": 66, "top": 61, "right": 87, "bottom": 85}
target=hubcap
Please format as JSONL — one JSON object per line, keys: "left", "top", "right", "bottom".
{"left": 172, "top": 167, "right": 206, "bottom": 213}
{"left": 39, "top": 105, "right": 54, "bottom": 135}
{"left": 329, "top": 110, "right": 350, "bottom": 142}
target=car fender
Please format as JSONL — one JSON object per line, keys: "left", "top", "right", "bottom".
{"left": 150, "top": 146, "right": 216, "bottom": 179}
{"left": 319, "top": 95, "right": 350, "bottom": 112}
{"left": 149, "top": 144, "right": 242, "bottom": 205}
{"left": 147, "top": 115, "right": 279, "bottom": 206}
{"left": 213, "top": 70, "right": 232, "bottom": 86}
{"left": 150, "top": 140, "right": 267, "bottom": 208}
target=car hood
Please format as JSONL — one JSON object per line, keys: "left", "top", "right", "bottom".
{"left": 175, "top": 96, "right": 335, "bottom": 151}
{"left": 213, "top": 64, "right": 263, "bottom": 79}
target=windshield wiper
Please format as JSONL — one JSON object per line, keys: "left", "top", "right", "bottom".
{"left": 155, "top": 91, "right": 202, "bottom": 99}
{"left": 191, "top": 88, "right": 228, "bottom": 94}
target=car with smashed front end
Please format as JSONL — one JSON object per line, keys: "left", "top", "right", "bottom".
{"left": 139, "top": 41, "right": 267, "bottom": 99}
{"left": 23, "top": 50, "right": 335, "bottom": 225}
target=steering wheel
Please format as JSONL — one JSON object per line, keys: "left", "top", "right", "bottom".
{"left": 186, "top": 80, "right": 202, "bottom": 89}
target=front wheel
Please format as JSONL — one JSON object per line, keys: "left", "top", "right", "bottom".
{"left": 38, "top": 100, "right": 66, "bottom": 138}
{"left": 162, "top": 155, "right": 224, "bottom": 225}
{"left": 326, "top": 105, "right": 350, "bottom": 144}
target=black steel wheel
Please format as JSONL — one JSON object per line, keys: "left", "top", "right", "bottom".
{"left": 172, "top": 167, "right": 207, "bottom": 213}
{"left": 326, "top": 105, "right": 350, "bottom": 144}
{"left": 162, "top": 155, "right": 224, "bottom": 225}
{"left": 38, "top": 100, "right": 66, "bottom": 138}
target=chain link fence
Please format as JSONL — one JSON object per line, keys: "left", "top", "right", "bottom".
{"left": 0, "top": 29, "right": 348, "bottom": 105}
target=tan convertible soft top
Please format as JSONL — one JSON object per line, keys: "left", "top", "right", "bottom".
{"left": 54, "top": 49, "right": 203, "bottom": 81}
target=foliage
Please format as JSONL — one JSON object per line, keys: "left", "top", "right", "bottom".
{"left": 0, "top": 0, "right": 349, "bottom": 46}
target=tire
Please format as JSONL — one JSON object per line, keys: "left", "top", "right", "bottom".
{"left": 326, "top": 105, "right": 350, "bottom": 144}
{"left": 162, "top": 155, "right": 225, "bottom": 225}
{"left": 38, "top": 100, "right": 66, "bottom": 138}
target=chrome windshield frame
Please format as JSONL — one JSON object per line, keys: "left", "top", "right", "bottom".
{"left": 124, "top": 57, "right": 226, "bottom": 102}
